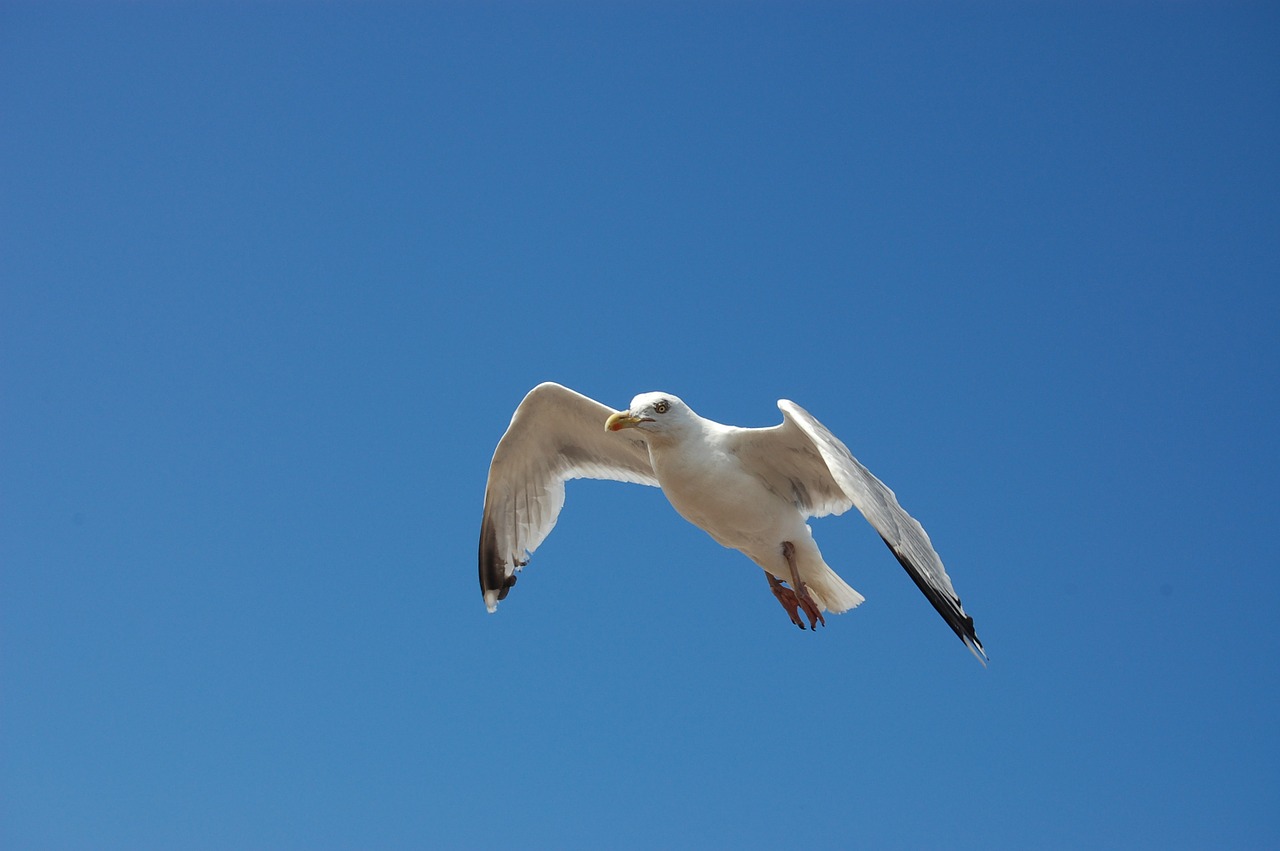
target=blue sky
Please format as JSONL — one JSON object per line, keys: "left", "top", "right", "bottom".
{"left": 2, "top": 3, "right": 1277, "bottom": 848}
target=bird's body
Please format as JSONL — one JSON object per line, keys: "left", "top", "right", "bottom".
{"left": 478, "top": 382, "right": 985, "bottom": 662}
{"left": 639, "top": 413, "right": 864, "bottom": 615}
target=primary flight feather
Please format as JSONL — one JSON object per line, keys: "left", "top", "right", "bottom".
{"left": 478, "top": 382, "right": 986, "bottom": 663}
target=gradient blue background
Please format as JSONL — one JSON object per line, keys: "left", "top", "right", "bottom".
{"left": 3, "top": 3, "right": 1277, "bottom": 848}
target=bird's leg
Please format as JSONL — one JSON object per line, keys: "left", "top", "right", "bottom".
{"left": 782, "top": 541, "right": 825, "bottom": 630}
{"left": 766, "top": 571, "right": 806, "bottom": 630}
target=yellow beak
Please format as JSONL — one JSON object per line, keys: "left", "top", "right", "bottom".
{"left": 605, "top": 411, "right": 646, "bottom": 432}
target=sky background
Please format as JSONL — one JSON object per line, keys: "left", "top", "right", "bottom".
{"left": 2, "top": 3, "right": 1278, "bottom": 849}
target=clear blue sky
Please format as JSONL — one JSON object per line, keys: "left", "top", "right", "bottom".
{"left": 3, "top": 3, "right": 1277, "bottom": 848}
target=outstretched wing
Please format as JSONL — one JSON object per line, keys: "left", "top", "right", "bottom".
{"left": 479, "top": 382, "right": 658, "bottom": 612}
{"left": 726, "top": 400, "right": 986, "bottom": 663}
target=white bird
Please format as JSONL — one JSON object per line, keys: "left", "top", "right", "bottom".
{"left": 478, "top": 382, "right": 986, "bottom": 662}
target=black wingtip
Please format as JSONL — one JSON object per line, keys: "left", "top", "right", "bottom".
{"left": 478, "top": 512, "right": 516, "bottom": 604}
{"left": 879, "top": 535, "right": 986, "bottom": 663}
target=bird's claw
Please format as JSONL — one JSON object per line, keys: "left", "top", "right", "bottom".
{"left": 767, "top": 573, "right": 824, "bottom": 631}
{"left": 778, "top": 587, "right": 806, "bottom": 629}
{"left": 803, "top": 594, "right": 826, "bottom": 630}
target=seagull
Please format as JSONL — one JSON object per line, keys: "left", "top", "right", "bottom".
{"left": 478, "top": 382, "right": 986, "bottom": 662}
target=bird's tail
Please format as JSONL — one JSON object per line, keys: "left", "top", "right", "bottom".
{"left": 806, "top": 560, "right": 865, "bottom": 614}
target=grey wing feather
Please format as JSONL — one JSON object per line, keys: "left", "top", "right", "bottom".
{"left": 729, "top": 400, "right": 986, "bottom": 663}
{"left": 478, "top": 382, "right": 658, "bottom": 612}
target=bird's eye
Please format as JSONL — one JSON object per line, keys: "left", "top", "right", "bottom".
{"left": 653, "top": 400, "right": 669, "bottom": 414}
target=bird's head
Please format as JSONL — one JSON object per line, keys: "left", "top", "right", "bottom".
{"left": 604, "top": 392, "right": 695, "bottom": 439}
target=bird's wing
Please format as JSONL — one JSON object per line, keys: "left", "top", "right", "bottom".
{"left": 479, "top": 382, "right": 659, "bottom": 612}
{"left": 726, "top": 400, "right": 986, "bottom": 663}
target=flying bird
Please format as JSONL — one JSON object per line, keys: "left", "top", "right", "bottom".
{"left": 478, "top": 382, "right": 986, "bottom": 662}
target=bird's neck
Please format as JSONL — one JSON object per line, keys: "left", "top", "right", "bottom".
{"left": 644, "top": 419, "right": 723, "bottom": 462}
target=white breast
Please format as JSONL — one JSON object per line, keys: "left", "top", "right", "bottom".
{"left": 649, "top": 428, "right": 806, "bottom": 552}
